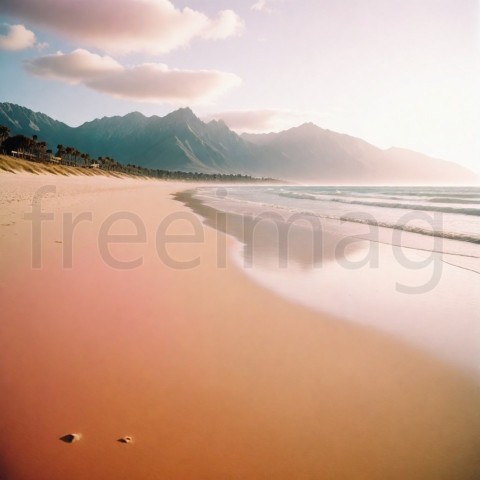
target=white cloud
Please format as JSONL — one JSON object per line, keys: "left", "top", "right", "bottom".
{"left": 204, "top": 109, "right": 306, "bottom": 133}
{"left": 251, "top": 1, "right": 268, "bottom": 12}
{"left": 0, "top": 24, "right": 36, "bottom": 51}
{"left": 1, "top": 0, "right": 244, "bottom": 54}
{"left": 25, "top": 49, "right": 123, "bottom": 83}
{"left": 25, "top": 49, "right": 242, "bottom": 104}
{"left": 251, "top": 0, "right": 281, "bottom": 13}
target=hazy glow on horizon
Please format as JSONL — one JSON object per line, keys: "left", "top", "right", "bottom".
{"left": 0, "top": 0, "right": 479, "bottom": 172}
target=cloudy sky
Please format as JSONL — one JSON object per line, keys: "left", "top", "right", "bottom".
{"left": 0, "top": 0, "right": 479, "bottom": 172}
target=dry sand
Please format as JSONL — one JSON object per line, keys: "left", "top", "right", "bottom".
{"left": 0, "top": 172, "right": 479, "bottom": 480}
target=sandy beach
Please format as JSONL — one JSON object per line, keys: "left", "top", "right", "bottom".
{"left": 1, "top": 172, "right": 480, "bottom": 480}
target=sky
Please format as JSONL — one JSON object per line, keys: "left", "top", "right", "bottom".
{"left": 0, "top": 0, "right": 479, "bottom": 172}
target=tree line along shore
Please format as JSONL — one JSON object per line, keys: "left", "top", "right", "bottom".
{"left": 0, "top": 125, "right": 276, "bottom": 182}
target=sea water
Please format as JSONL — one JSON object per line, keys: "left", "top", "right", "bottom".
{"left": 191, "top": 185, "right": 480, "bottom": 377}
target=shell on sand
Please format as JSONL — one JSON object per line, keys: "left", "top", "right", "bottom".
{"left": 118, "top": 436, "right": 133, "bottom": 444}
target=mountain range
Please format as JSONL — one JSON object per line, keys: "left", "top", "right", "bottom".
{"left": 0, "top": 102, "right": 476, "bottom": 184}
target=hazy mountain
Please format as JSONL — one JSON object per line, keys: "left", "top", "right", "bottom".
{"left": 382, "top": 147, "right": 476, "bottom": 185}
{"left": 243, "top": 124, "right": 476, "bottom": 184}
{"left": 0, "top": 102, "right": 476, "bottom": 184}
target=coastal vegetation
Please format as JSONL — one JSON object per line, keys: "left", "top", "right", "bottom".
{"left": 0, "top": 125, "right": 275, "bottom": 182}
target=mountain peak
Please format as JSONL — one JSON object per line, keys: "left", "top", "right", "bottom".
{"left": 297, "top": 122, "right": 321, "bottom": 131}
{"left": 165, "top": 107, "right": 197, "bottom": 121}
{"left": 124, "top": 111, "right": 146, "bottom": 120}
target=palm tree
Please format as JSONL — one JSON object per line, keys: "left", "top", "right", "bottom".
{"left": 38, "top": 141, "right": 47, "bottom": 161}
{"left": 31, "top": 134, "right": 38, "bottom": 157}
{"left": 73, "top": 149, "right": 81, "bottom": 167}
{"left": 0, "top": 125, "right": 10, "bottom": 152}
{"left": 65, "top": 146, "right": 74, "bottom": 165}
{"left": 17, "top": 137, "right": 32, "bottom": 157}
{"left": 57, "top": 144, "right": 65, "bottom": 163}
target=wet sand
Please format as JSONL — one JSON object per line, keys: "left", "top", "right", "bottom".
{"left": 0, "top": 173, "right": 479, "bottom": 480}
{"left": 178, "top": 189, "right": 480, "bottom": 376}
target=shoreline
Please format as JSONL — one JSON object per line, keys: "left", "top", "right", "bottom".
{"left": 179, "top": 186, "right": 480, "bottom": 378}
{"left": 1, "top": 172, "right": 480, "bottom": 479}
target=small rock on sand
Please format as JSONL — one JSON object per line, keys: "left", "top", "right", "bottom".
{"left": 59, "top": 433, "right": 82, "bottom": 443}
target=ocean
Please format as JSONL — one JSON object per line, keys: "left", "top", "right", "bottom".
{"left": 187, "top": 185, "right": 480, "bottom": 378}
